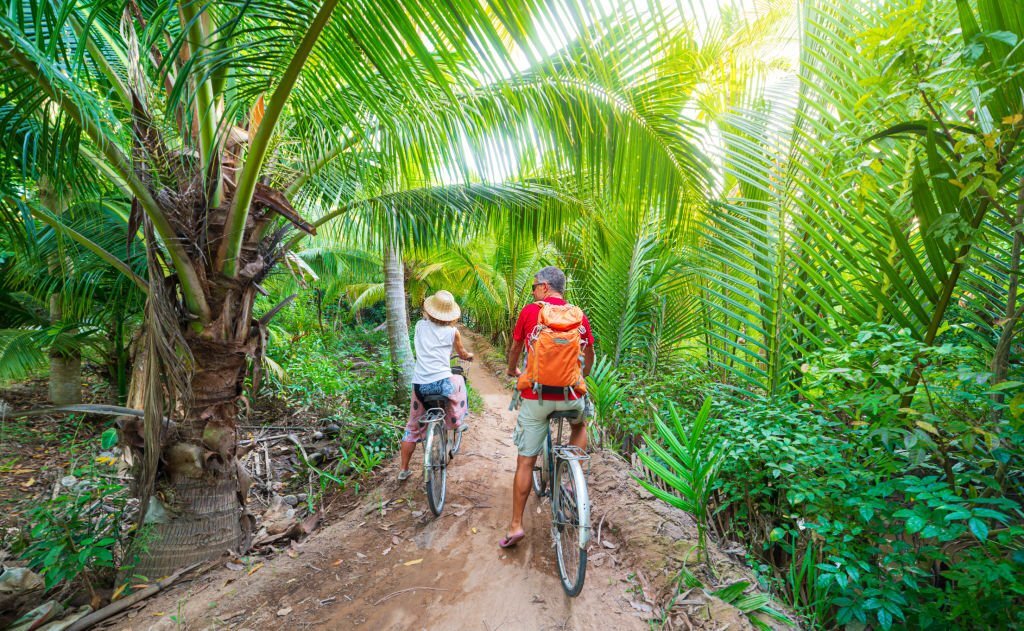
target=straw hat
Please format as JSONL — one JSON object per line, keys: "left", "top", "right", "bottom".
{"left": 423, "top": 290, "right": 461, "bottom": 322}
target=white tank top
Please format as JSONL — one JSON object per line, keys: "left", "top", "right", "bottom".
{"left": 412, "top": 319, "right": 455, "bottom": 385}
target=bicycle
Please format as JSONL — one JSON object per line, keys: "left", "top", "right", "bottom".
{"left": 421, "top": 364, "right": 467, "bottom": 517}
{"left": 531, "top": 408, "right": 591, "bottom": 597}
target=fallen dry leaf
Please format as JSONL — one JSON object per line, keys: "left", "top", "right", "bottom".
{"left": 247, "top": 562, "right": 263, "bottom": 575}
{"left": 403, "top": 558, "right": 423, "bottom": 566}
{"left": 391, "top": 535, "right": 401, "bottom": 545}
{"left": 111, "top": 583, "right": 129, "bottom": 601}
{"left": 381, "top": 547, "right": 392, "bottom": 556}
{"left": 276, "top": 607, "right": 292, "bottom": 617}
{"left": 471, "top": 528, "right": 478, "bottom": 534}
{"left": 332, "top": 559, "right": 343, "bottom": 567}
{"left": 629, "top": 600, "right": 654, "bottom": 615}
{"left": 225, "top": 562, "right": 244, "bottom": 571}
{"left": 602, "top": 540, "right": 618, "bottom": 549}
{"left": 286, "top": 550, "right": 298, "bottom": 558}
{"left": 20, "top": 477, "right": 35, "bottom": 488}
{"left": 356, "top": 552, "right": 367, "bottom": 559}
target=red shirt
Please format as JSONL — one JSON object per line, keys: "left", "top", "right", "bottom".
{"left": 512, "top": 297, "right": 595, "bottom": 400}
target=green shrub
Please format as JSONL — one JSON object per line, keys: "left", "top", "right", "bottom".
{"left": 696, "top": 322, "right": 1024, "bottom": 630}
{"left": 20, "top": 482, "right": 127, "bottom": 590}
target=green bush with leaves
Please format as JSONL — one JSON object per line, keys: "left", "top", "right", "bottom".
{"left": 15, "top": 430, "right": 129, "bottom": 591}
{"left": 21, "top": 482, "right": 127, "bottom": 590}
{"left": 704, "top": 392, "right": 1023, "bottom": 628}
{"left": 256, "top": 299, "right": 403, "bottom": 480}
{"left": 260, "top": 305, "right": 400, "bottom": 420}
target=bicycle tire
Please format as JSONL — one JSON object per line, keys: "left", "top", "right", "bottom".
{"left": 532, "top": 430, "right": 552, "bottom": 499}
{"left": 553, "top": 457, "right": 589, "bottom": 597}
{"left": 451, "top": 425, "right": 463, "bottom": 456}
{"left": 424, "top": 421, "right": 447, "bottom": 516}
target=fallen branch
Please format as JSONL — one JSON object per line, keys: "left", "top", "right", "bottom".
{"left": 372, "top": 587, "right": 448, "bottom": 606}
{"left": 2, "top": 404, "right": 168, "bottom": 422}
{"left": 286, "top": 433, "right": 312, "bottom": 462}
{"left": 239, "top": 425, "right": 301, "bottom": 430}
{"left": 65, "top": 562, "right": 202, "bottom": 631}
{"left": 239, "top": 433, "right": 292, "bottom": 446}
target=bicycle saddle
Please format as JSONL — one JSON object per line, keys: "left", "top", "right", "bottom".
{"left": 548, "top": 410, "right": 580, "bottom": 421}
{"left": 421, "top": 394, "right": 448, "bottom": 409}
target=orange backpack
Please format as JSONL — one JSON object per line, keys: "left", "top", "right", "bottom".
{"left": 517, "top": 301, "right": 588, "bottom": 397}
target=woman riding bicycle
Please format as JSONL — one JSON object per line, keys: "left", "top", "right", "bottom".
{"left": 397, "top": 290, "right": 474, "bottom": 482}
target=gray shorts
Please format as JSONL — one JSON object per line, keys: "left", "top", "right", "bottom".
{"left": 512, "top": 397, "right": 585, "bottom": 456}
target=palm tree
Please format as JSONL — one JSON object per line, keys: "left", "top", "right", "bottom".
{"left": 1, "top": 1, "right": 708, "bottom": 576}
{"left": 697, "top": 0, "right": 1023, "bottom": 406}
{"left": 0, "top": 192, "right": 146, "bottom": 402}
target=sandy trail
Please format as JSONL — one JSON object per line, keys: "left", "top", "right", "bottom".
{"left": 124, "top": 342, "right": 649, "bottom": 630}
{"left": 312, "top": 352, "right": 646, "bottom": 629}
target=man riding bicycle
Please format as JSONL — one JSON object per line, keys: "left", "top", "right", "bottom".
{"left": 501, "top": 266, "right": 594, "bottom": 548}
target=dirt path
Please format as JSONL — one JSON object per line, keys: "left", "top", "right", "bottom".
{"left": 125, "top": 346, "right": 652, "bottom": 630}
{"left": 309, "top": 356, "right": 648, "bottom": 630}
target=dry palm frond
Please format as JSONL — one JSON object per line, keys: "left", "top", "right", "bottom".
{"left": 135, "top": 219, "right": 193, "bottom": 527}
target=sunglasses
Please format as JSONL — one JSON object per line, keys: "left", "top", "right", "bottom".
{"left": 532, "top": 282, "right": 546, "bottom": 289}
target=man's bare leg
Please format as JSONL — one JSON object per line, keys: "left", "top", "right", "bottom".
{"left": 507, "top": 454, "right": 538, "bottom": 538}
{"left": 569, "top": 421, "right": 587, "bottom": 451}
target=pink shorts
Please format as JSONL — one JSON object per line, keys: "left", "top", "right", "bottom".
{"left": 402, "top": 374, "right": 468, "bottom": 443}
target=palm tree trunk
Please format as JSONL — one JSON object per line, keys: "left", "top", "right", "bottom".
{"left": 384, "top": 243, "right": 414, "bottom": 393}
{"left": 129, "top": 334, "right": 249, "bottom": 580}
{"left": 39, "top": 177, "right": 81, "bottom": 405}
{"left": 48, "top": 294, "right": 81, "bottom": 405}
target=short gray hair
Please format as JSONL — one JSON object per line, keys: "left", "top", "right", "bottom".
{"left": 535, "top": 266, "right": 566, "bottom": 293}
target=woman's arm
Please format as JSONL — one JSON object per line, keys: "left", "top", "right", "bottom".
{"left": 453, "top": 329, "right": 474, "bottom": 361}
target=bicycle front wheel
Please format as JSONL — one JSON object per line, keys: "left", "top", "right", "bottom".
{"left": 553, "top": 457, "right": 589, "bottom": 597}
{"left": 424, "top": 422, "right": 447, "bottom": 516}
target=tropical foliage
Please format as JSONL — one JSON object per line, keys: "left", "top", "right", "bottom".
{"left": 1, "top": 0, "right": 1022, "bottom": 626}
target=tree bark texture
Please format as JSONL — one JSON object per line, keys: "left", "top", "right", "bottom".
{"left": 49, "top": 294, "right": 82, "bottom": 405}
{"left": 122, "top": 181, "right": 305, "bottom": 578}
{"left": 991, "top": 181, "right": 1024, "bottom": 393}
{"left": 40, "top": 177, "right": 82, "bottom": 405}
{"left": 384, "top": 243, "right": 414, "bottom": 393}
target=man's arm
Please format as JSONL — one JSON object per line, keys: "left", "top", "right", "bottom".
{"left": 507, "top": 339, "right": 524, "bottom": 377}
{"left": 582, "top": 344, "right": 595, "bottom": 378}
{"left": 453, "top": 329, "right": 474, "bottom": 361}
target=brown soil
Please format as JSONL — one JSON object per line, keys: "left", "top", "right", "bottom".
{"left": 0, "top": 377, "right": 112, "bottom": 531}
{"left": 101, "top": 339, "right": 792, "bottom": 630}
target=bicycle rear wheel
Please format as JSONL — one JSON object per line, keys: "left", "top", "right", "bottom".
{"left": 532, "top": 431, "right": 552, "bottom": 499}
{"left": 451, "top": 425, "right": 463, "bottom": 456}
{"left": 553, "top": 457, "right": 589, "bottom": 597}
{"left": 424, "top": 422, "right": 447, "bottom": 516}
